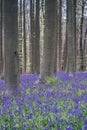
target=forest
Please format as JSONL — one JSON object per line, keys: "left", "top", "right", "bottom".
{"left": 0, "top": 0, "right": 87, "bottom": 129}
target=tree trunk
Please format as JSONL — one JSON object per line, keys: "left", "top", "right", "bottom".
{"left": 40, "top": 0, "right": 57, "bottom": 81}
{"left": 58, "top": 0, "right": 62, "bottom": 71}
{"left": 73, "top": 0, "right": 77, "bottom": 71}
{"left": 0, "top": 0, "right": 3, "bottom": 75}
{"left": 34, "top": 0, "right": 40, "bottom": 73}
{"left": 54, "top": 1, "right": 58, "bottom": 72}
{"left": 23, "top": 0, "right": 26, "bottom": 73}
{"left": 79, "top": 0, "right": 85, "bottom": 71}
{"left": 66, "top": 0, "right": 76, "bottom": 74}
{"left": 18, "top": 0, "right": 23, "bottom": 74}
{"left": 83, "top": 28, "right": 87, "bottom": 70}
{"left": 4, "top": 0, "right": 20, "bottom": 95}
{"left": 63, "top": 30, "right": 68, "bottom": 71}
{"left": 29, "top": 0, "right": 35, "bottom": 73}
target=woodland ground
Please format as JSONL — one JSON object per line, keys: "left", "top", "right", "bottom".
{"left": 0, "top": 72, "right": 87, "bottom": 130}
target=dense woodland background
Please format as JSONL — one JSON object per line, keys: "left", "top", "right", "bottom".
{"left": 0, "top": 0, "right": 87, "bottom": 93}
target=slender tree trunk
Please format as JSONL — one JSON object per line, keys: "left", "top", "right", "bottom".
{"left": 18, "top": 0, "right": 23, "bottom": 74}
{"left": 40, "top": 0, "right": 45, "bottom": 76}
{"left": 1, "top": 0, "right": 4, "bottom": 79}
{"left": 73, "top": 0, "right": 77, "bottom": 71}
{"left": 0, "top": 0, "right": 4, "bottom": 76}
{"left": 58, "top": 0, "right": 62, "bottom": 71}
{"left": 40, "top": 0, "right": 57, "bottom": 81}
{"left": 0, "top": 0, "right": 3, "bottom": 75}
{"left": 63, "top": 30, "right": 67, "bottom": 71}
{"left": 34, "top": 0, "right": 40, "bottom": 73}
{"left": 23, "top": 0, "right": 26, "bottom": 73}
{"left": 4, "top": 0, "right": 19, "bottom": 95}
{"left": 29, "top": 0, "right": 35, "bottom": 73}
{"left": 83, "top": 28, "right": 87, "bottom": 70}
{"left": 66, "top": 0, "right": 76, "bottom": 74}
{"left": 54, "top": 1, "right": 58, "bottom": 72}
{"left": 63, "top": 3, "right": 68, "bottom": 72}
{"left": 79, "top": 0, "right": 85, "bottom": 71}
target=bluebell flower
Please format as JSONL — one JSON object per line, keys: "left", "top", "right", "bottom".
{"left": 83, "top": 125, "right": 87, "bottom": 130}
{"left": 66, "top": 126, "right": 73, "bottom": 130}
{"left": 52, "top": 107, "right": 58, "bottom": 113}
{"left": 84, "top": 117, "right": 87, "bottom": 125}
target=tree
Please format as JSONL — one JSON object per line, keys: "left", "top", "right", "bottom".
{"left": 29, "top": 0, "right": 35, "bottom": 73}
{"left": 0, "top": 0, "right": 3, "bottom": 75}
{"left": 34, "top": 0, "right": 40, "bottom": 73}
{"left": 79, "top": 0, "right": 85, "bottom": 71}
{"left": 83, "top": 28, "right": 87, "bottom": 69}
{"left": 18, "top": 0, "right": 23, "bottom": 74}
{"left": 73, "top": 0, "right": 77, "bottom": 71}
{"left": 4, "top": 0, "right": 19, "bottom": 95}
{"left": 66, "top": 0, "right": 76, "bottom": 74}
{"left": 23, "top": 0, "right": 27, "bottom": 73}
{"left": 54, "top": 0, "right": 58, "bottom": 72}
{"left": 58, "top": 0, "right": 62, "bottom": 71}
{"left": 63, "top": 30, "right": 68, "bottom": 71}
{"left": 40, "top": 0, "right": 57, "bottom": 81}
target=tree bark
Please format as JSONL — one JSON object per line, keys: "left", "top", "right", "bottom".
{"left": 29, "top": 0, "right": 35, "bottom": 73}
{"left": 34, "top": 0, "right": 40, "bottom": 73}
{"left": 40, "top": 0, "right": 57, "bottom": 81}
{"left": 4, "top": 0, "right": 20, "bottom": 95}
{"left": 73, "top": 0, "right": 77, "bottom": 71}
{"left": 18, "top": 0, "right": 23, "bottom": 74}
{"left": 58, "top": 0, "right": 62, "bottom": 71}
{"left": 23, "top": 0, "right": 26, "bottom": 73}
{"left": 54, "top": 1, "right": 58, "bottom": 72}
{"left": 79, "top": 0, "right": 85, "bottom": 71}
{"left": 66, "top": 0, "right": 76, "bottom": 74}
{"left": 63, "top": 30, "right": 68, "bottom": 71}
{"left": 0, "top": 0, "right": 3, "bottom": 75}
{"left": 83, "top": 28, "right": 87, "bottom": 70}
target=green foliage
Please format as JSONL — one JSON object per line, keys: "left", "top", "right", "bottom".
{"left": 46, "top": 76, "right": 59, "bottom": 87}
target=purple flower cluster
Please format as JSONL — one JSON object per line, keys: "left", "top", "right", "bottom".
{"left": 0, "top": 72, "right": 87, "bottom": 129}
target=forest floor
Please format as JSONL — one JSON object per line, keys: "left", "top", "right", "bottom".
{"left": 0, "top": 72, "right": 87, "bottom": 129}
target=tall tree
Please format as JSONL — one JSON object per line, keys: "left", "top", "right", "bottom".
{"left": 0, "top": 0, "right": 3, "bottom": 75}
{"left": 54, "top": 0, "right": 58, "bottom": 72}
{"left": 62, "top": 0, "right": 68, "bottom": 72}
{"left": 29, "top": 0, "right": 35, "bottom": 73}
{"left": 40, "top": 0, "right": 57, "bottom": 81}
{"left": 34, "top": 0, "right": 40, "bottom": 73}
{"left": 23, "top": 0, "right": 27, "bottom": 73}
{"left": 66, "top": 0, "right": 76, "bottom": 74}
{"left": 18, "top": 0, "right": 23, "bottom": 74}
{"left": 83, "top": 28, "right": 87, "bottom": 69}
{"left": 4, "top": 0, "right": 19, "bottom": 94}
{"left": 73, "top": 0, "right": 77, "bottom": 70}
{"left": 79, "top": 0, "right": 85, "bottom": 71}
{"left": 58, "top": 0, "right": 62, "bottom": 71}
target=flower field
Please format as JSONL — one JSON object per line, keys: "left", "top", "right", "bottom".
{"left": 0, "top": 72, "right": 87, "bottom": 130}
